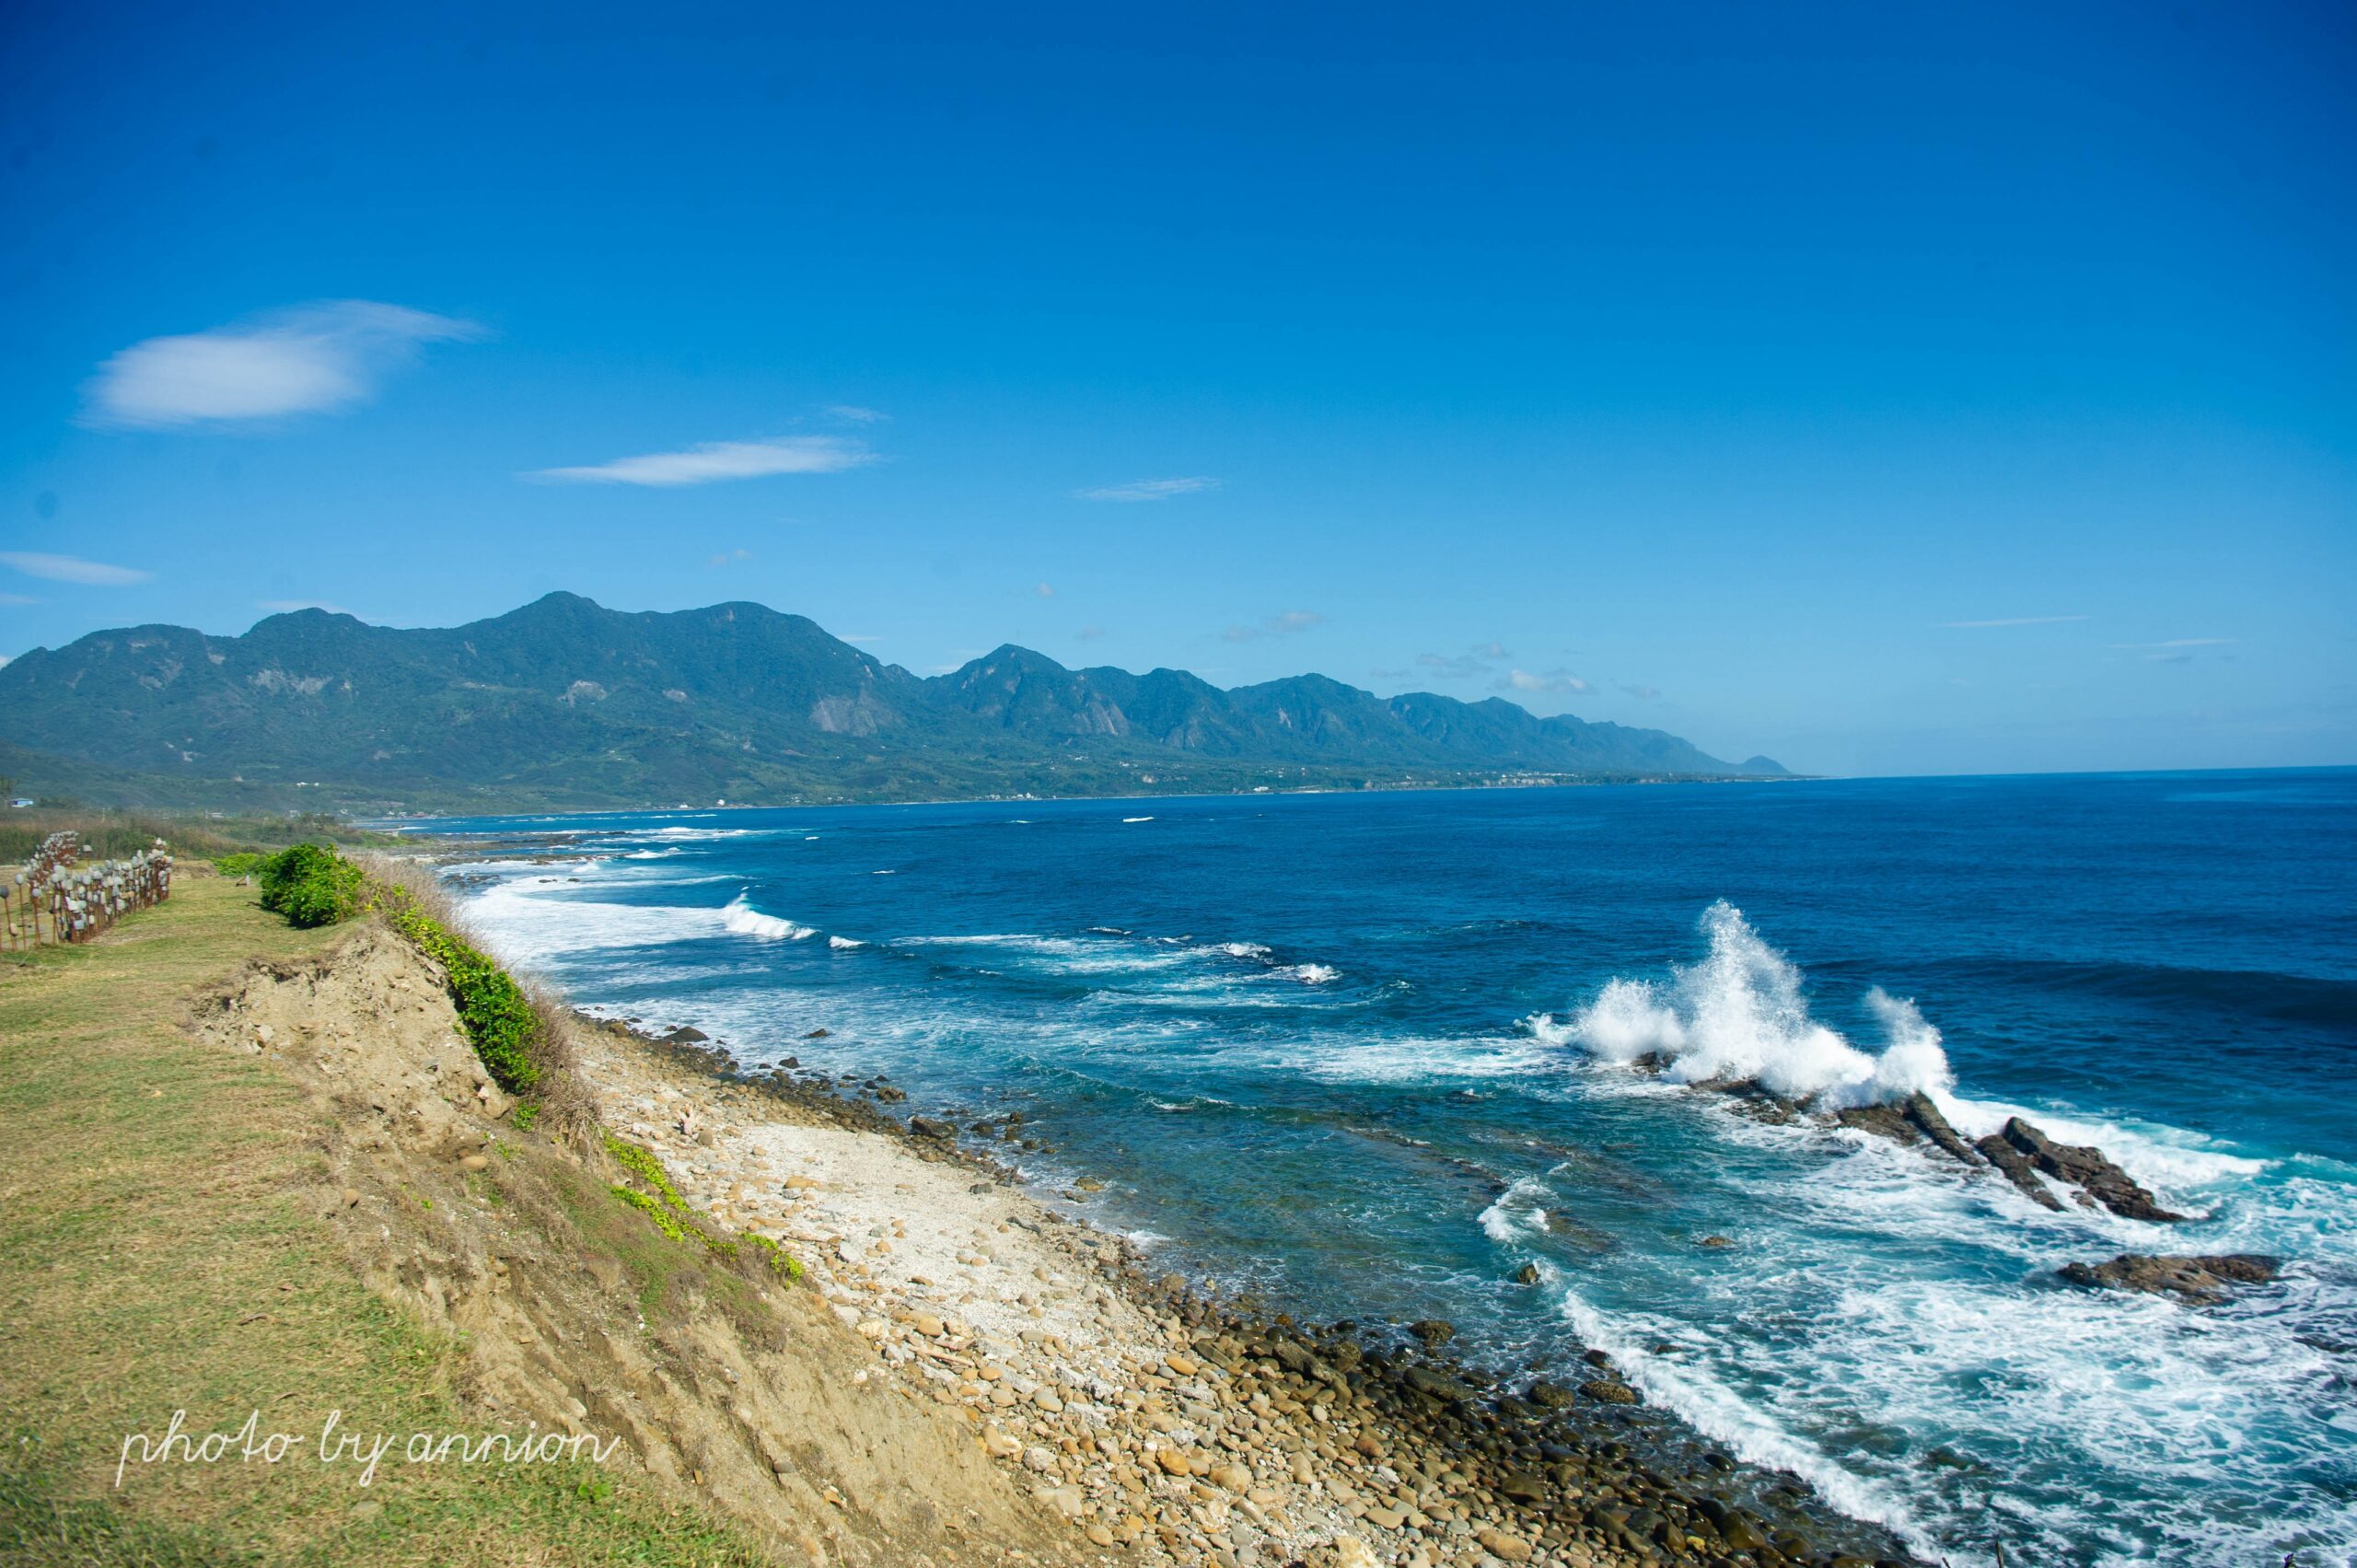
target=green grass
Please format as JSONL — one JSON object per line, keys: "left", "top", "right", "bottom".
{"left": 0, "top": 875, "right": 771, "bottom": 1567}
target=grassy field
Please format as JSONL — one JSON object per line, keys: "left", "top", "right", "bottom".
{"left": 0, "top": 872, "right": 770, "bottom": 1566}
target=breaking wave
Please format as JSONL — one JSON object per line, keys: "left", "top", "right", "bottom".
{"left": 1561, "top": 901, "right": 1952, "bottom": 1108}
{"left": 721, "top": 894, "right": 816, "bottom": 941}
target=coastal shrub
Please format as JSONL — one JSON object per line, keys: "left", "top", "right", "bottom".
{"left": 511, "top": 1102, "right": 540, "bottom": 1133}
{"left": 215, "top": 851, "right": 267, "bottom": 877}
{"left": 363, "top": 854, "right": 598, "bottom": 1139}
{"left": 255, "top": 843, "right": 366, "bottom": 927}
{"left": 385, "top": 897, "right": 540, "bottom": 1093}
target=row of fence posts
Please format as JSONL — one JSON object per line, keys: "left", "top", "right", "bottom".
{"left": 0, "top": 831, "right": 174, "bottom": 950}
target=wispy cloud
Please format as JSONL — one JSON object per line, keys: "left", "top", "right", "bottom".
{"left": 1034, "top": 582, "right": 1055, "bottom": 598}
{"left": 255, "top": 598, "right": 351, "bottom": 615}
{"left": 2108, "top": 638, "right": 2235, "bottom": 649}
{"left": 1416, "top": 642, "right": 1512, "bottom": 681}
{"left": 1620, "top": 683, "right": 1662, "bottom": 701}
{"left": 708, "top": 548, "right": 753, "bottom": 567}
{"left": 1939, "top": 614, "right": 2089, "bottom": 629}
{"left": 825, "top": 405, "right": 888, "bottom": 424}
{"left": 1075, "top": 476, "right": 1219, "bottom": 503}
{"left": 84, "top": 301, "right": 481, "bottom": 428}
{"left": 1076, "top": 626, "right": 1107, "bottom": 642}
{"left": 0, "top": 593, "right": 40, "bottom": 607}
{"left": 1, "top": 552, "right": 152, "bottom": 586}
{"left": 1224, "top": 610, "right": 1326, "bottom": 643}
{"left": 841, "top": 634, "right": 881, "bottom": 644}
{"left": 1496, "top": 668, "right": 1590, "bottom": 697}
{"left": 527, "top": 436, "right": 875, "bottom": 487}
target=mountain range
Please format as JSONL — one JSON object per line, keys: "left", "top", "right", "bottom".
{"left": 0, "top": 593, "right": 1784, "bottom": 811}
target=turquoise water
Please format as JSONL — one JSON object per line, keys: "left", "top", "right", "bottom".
{"left": 422, "top": 771, "right": 2357, "bottom": 1565}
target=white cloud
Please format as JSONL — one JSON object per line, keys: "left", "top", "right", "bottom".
{"left": 1035, "top": 582, "right": 1055, "bottom": 598}
{"left": 1940, "top": 614, "right": 2088, "bottom": 629}
{"left": 708, "top": 548, "right": 753, "bottom": 567}
{"left": 1076, "top": 626, "right": 1107, "bottom": 641}
{"left": 0, "top": 593, "right": 40, "bottom": 606}
{"left": 2108, "top": 637, "right": 2235, "bottom": 649}
{"left": 1, "top": 552, "right": 153, "bottom": 586}
{"left": 826, "top": 404, "right": 888, "bottom": 424}
{"left": 1620, "top": 682, "right": 1663, "bottom": 701}
{"left": 84, "top": 301, "right": 481, "bottom": 428}
{"left": 1497, "top": 668, "right": 1590, "bottom": 696}
{"left": 1075, "top": 476, "right": 1220, "bottom": 503}
{"left": 255, "top": 598, "right": 351, "bottom": 615}
{"left": 527, "top": 436, "right": 874, "bottom": 486}
{"left": 1224, "top": 610, "right": 1326, "bottom": 643}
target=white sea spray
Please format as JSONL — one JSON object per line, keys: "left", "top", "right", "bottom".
{"left": 1562, "top": 901, "right": 1954, "bottom": 1107}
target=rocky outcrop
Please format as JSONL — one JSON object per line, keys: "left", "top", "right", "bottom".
{"left": 2058, "top": 1253, "right": 2280, "bottom": 1304}
{"left": 1997, "top": 1118, "right": 2184, "bottom": 1222}
{"left": 1974, "top": 1129, "right": 2067, "bottom": 1210}
{"left": 1832, "top": 1091, "right": 1978, "bottom": 1164}
{"left": 1831, "top": 1090, "right": 2184, "bottom": 1223}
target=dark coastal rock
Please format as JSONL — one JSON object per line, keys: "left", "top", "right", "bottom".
{"left": 803, "top": 1028, "right": 830, "bottom": 1039}
{"left": 658, "top": 1025, "right": 708, "bottom": 1043}
{"left": 1834, "top": 1092, "right": 1979, "bottom": 1165}
{"left": 1515, "top": 1261, "right": 1541, "bottom": 1284}
{"left": 1527, "top": 1380, "right": 1575, "bottom": 1410}
{"left": 2059, "top": 1252, "right": 2280, "bottom": 1304}
{"left": 1409, "top": 1318, "right": 1457, "bottom": 1349}
{"left": 908, "top": 1115, "right": 958, "bottom": 1140}
{"left": 2001, "top": 1117, "right": 2184, "bottom": 1222}
{"left": 1400, "top": 1365, "right": 1475, "bottom": 1403}
{"left": 1974, "top": 1130, "right": 2066, "bottom": 1210}
{"left": 1834, "top": 1102, "right": 1918, "bottom": 1145}
{"left": 1899, "top": 1092, "right": 1980, "bottom": 1163}
{"left": 1579, "top": 1377, "right": 1640, "bottom": 1405}
{"left": 1497, "top": 1467, "right": 1548, "bottom": 1503}
{"left": 1271, "top": 1338, "right": 1320, "bottom": 1376}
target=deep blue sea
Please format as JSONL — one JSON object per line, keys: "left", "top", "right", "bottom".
{"left": 417, "top": 771, "right": 2357, "bottom": 1566}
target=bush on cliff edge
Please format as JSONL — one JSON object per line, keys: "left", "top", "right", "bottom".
{"left": 255, "top": 842, "right": 366, "bottom": 928}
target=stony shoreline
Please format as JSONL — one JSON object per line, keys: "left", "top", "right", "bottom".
{"left": 579, "top": 1014, "right": 1922, "bottom": 1568}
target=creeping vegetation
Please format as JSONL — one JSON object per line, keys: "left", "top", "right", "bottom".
{"left": 602, "top": 1132, "right": 800, "bottom": 1278}
{"left": 383, "top": 892, "right": 541, "bottom": 1093}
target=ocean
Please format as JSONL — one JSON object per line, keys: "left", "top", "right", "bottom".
{"left": 416, "top": 770, "right": 2357, "bottom": 1566}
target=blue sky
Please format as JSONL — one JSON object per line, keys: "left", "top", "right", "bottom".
{"left": 2, "top": 1, "right": 2351, "bottom": 777}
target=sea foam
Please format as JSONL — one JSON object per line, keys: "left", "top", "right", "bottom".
{"left": 721, "top": 894, "right": 816, "bottom": 941}
{"left": 1564, "top": 901, "right": 1953, "bottom": 1107}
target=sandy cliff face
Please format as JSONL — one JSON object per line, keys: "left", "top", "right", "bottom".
{"left": 190, "top": 923, "right": 1081, "bottom": 1568}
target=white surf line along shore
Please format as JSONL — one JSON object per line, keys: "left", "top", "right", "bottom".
{"left": 573, "top": 1018, "right": 1678, "bottom": 1568}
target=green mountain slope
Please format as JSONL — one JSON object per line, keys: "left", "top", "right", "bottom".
{"left": 0, "top": 593, "right": 1784, "bottom": 810}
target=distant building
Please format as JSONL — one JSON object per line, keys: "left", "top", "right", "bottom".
{"left": 8, "top": 798, "right": 32, "bottom": 809}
